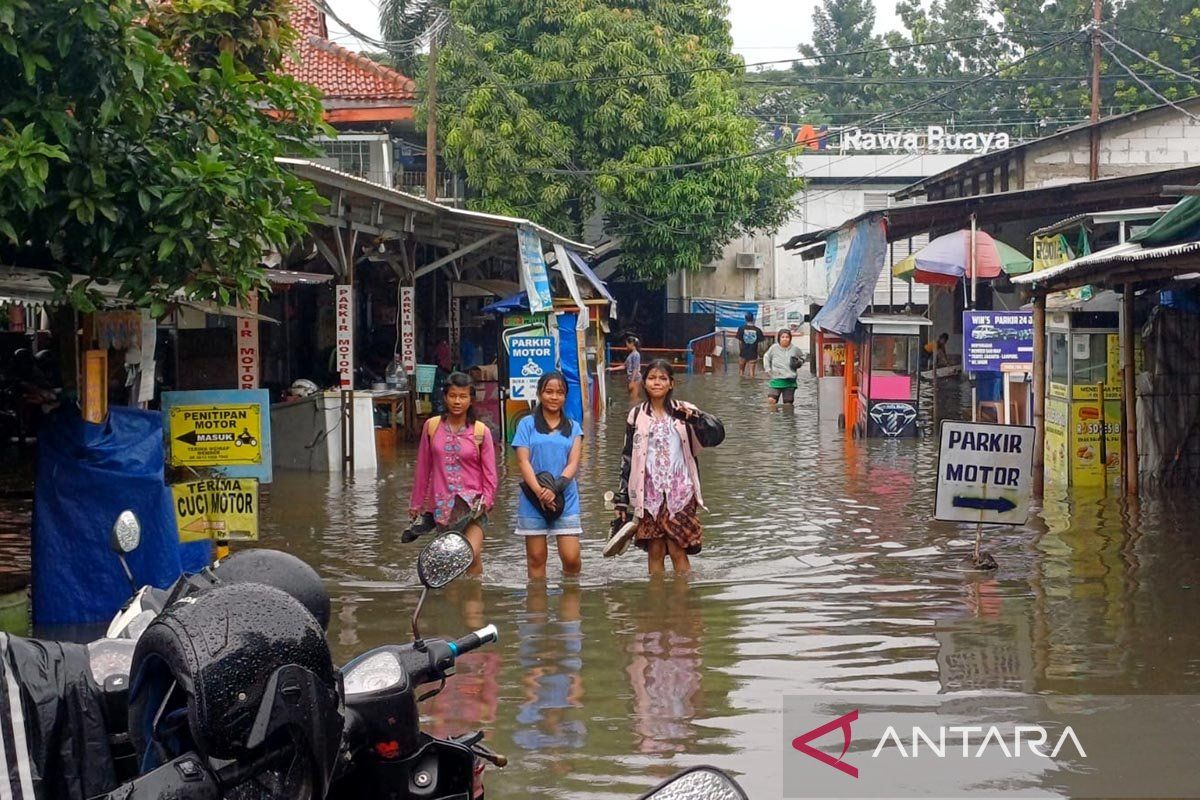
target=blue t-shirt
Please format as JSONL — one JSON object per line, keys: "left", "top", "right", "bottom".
{"left": 512, "top": 415, "right": 583, "bottom": 518}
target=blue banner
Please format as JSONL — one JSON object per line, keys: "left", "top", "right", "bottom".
{"left": 507, "top": 336, "right": 555, "bottom": 401}
{"left": 689, "top": 299, "right": 760, "bottom": 331}
{"left": 963, "top": 311, "right": 1034, "bottom": 373}
{"left": 811, "top": 215, "right": 888, "bottom": 336}
{"left": 517, "top": 225, "right": 554, "bottom": 313}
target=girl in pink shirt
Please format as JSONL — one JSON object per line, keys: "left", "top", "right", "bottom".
{"left": 409, "top": 372, "right": 498, "bottom": 574}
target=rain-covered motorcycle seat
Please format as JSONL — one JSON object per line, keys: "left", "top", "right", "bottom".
{"left": 0, "top": 633, "right": 118, "bottom": 800}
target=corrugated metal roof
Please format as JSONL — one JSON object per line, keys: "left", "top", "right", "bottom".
{"left": 278, "top": 158, "right": 592, "bottom": 252}
{"left": 1011, "top": 240, "right": 1200, "bottom": 286}
{"left": 1029, "top": 206, "right": 1172, "bottom": 237}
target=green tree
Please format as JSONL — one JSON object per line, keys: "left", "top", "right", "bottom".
{"left": 434, "top": 0, "right": 798, "bottom": 284}
{"left": 379, "top": 0, "right": 443, "bottom": 75}
{"left": 0, "top": 0, "right": 329, "bottom": 313}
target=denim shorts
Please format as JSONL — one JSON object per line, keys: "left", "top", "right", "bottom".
{"left": 515, "top": 514, "right": 583, "bottom": 538}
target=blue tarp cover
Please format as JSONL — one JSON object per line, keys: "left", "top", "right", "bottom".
{"left": 32, "top": 406, "right": 210, "bottom": 626}
{"left": 812, "top": 215, "right": 888, "bottom": 337}
{"left": 557, "top": 312, "right": 584, "bottom": 423}
{"left": 482, "top": 291, "right": 529, "bottom": 314}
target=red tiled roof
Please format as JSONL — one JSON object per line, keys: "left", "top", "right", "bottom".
{"left": 282, "top": 0, "right": 416, "bottom": 103}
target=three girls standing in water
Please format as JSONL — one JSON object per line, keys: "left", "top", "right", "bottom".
{"left": 409, "top": 363, "right": 722, "bottom": 577}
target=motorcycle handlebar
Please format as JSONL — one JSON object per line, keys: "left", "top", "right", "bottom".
{"left": 450, "top": 624, "right": 499, "bottom": 657}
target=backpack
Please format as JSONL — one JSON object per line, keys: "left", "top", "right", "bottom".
{"left": 425, "top": 416, "right": 488, "bottom": 456}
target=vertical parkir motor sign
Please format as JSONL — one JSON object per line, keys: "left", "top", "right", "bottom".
{"left": 335, "top": 284, "right": 354, "bottom": 389}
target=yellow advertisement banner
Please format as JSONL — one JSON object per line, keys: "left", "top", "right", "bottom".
{"left": 1033, "top": 235, "right": 1072, "bottom": 271}
{"left": 168, "top": 404, "right": 263, "bottom": 466}
{"left": 1069, "top": 399, "right": 1122, "bottom": 486}
{"left": 172, "top": 478, "right": 259, "bottom": 542}
{"left": 1044, "top": 398, "right": 1070, "bottom": 484}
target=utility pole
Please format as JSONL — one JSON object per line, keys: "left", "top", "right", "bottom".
{"left": 1088, "top": 0, "right": 1102, "bottom": 181}
{"left": 425, "top": 35, "right": 439, "bottom": 201}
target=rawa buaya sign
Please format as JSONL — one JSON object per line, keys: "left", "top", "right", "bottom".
{"left": 842, "top": 126, "right": 1011, "bottom": 155}
{"left": 775, "top": 123, "right": 1013, "bottom": 155}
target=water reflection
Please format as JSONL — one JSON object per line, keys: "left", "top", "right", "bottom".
{"left": 256, "top": 372, "right": 1200, "bottom": 799}
{"left": 626, "top": 577, "right": 703, "bottom": 756}
{"left": 514, "top": 583, "right": 586, "bottom": 751}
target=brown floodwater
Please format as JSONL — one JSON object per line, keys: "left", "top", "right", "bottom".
{"left": 258, "top": 372, "right": 1200, "bottom": 799}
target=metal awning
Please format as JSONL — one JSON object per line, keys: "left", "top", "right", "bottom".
{"left": 1011, "top": 240, "right": 1200, "bottom": 292}
{"left": 1029, "top": 206, "right": 1173, "bottom": 238}
{"left": 278, "top": 158, "right": 591, "bottom": 268}
{"left": 859, "top": 313, "right": 932, "bottom": 334}
{"left": 0, "top": 266, "right": 278, "bottom": 321}
{"left": 782, "top": 165, "right": 1200, "bottom": 260}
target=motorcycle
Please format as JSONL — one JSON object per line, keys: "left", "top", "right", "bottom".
{"left": 2, "top": 515, "right": 751, "bottom": 800}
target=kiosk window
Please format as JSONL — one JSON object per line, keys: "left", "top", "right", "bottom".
{"left": 1049, "top": 333, "right": 1069, "bottom": 385}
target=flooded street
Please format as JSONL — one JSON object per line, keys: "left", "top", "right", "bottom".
{"left": 259, "top": 372, "right": 1200, "bottom": 799}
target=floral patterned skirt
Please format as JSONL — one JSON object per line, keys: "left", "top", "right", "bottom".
{"left": 634, "top": 497, "right": 702, "bottom": 555}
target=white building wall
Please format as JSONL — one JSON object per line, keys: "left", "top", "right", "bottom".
{"left": 774, "top": 154, "right": 974, "bottom": 312}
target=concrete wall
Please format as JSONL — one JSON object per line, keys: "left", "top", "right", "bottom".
{"left": 666, "top": 233, "right": 775, "bottom": 311}
{"left": 1023, "top": 112, "right": 1200, "bottom": 187}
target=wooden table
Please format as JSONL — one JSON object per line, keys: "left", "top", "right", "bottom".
{"left": 371, "top": 391, "right": 415, "bottom": 444}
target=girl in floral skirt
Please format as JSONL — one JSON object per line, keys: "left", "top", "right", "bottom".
{"left": 613, "top": 359, "right": 724, "bottom": 574}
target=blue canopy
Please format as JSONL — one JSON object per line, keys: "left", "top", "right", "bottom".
{"left": 482, "top": 291, "right": 529, "bottom": 314}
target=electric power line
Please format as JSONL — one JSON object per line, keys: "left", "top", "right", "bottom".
{"left": 1100, "top": 29, "right": 1200, "bottom": 88}
{"left": 1099, "top": 42, "right": 1200, "bottom": 122}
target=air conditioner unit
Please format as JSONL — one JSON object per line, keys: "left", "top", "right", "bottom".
{"left": 735, "top": 252, "right": 761, "bottom": 270}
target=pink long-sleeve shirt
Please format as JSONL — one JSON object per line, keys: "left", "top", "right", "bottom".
{"left": 409, "top": 421, "right": 498, "bottom": 524}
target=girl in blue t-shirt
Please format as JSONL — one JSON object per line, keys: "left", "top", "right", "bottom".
{"left": 513, "top": 372, "right": 584, "bottom": 579}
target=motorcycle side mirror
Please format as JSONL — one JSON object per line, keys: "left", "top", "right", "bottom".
{"left": 637, "top": 767, "right": 749, "bottom": 800}
{"left": 110, "top": 510, "right": 142, "bottom": 554}
{"left": 412, "top": 532, "right": 474, "bottom": 643}
{"left": 110, "top": 510, "right": 142, "bottom": 595}
{"left": 417, "top": 532, "right": 474, "bottom": 589}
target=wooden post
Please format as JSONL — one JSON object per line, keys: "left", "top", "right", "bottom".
{"left": 1032, "top": 294, "right": 1047, "bottom": 497}
{"left": 1123, "top": 283, "right": 1139, "bottom": 496}
{"left": 1088, "top": 0, "right": 1102, "bottom": 181}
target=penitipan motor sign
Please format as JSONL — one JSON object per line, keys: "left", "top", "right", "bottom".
{"left": 935, "top": 421, "right": 1035, "bottom": 525}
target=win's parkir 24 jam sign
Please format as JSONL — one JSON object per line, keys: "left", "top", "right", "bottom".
{"left": 168, "top": 403, "right": 263, "bottom": 466}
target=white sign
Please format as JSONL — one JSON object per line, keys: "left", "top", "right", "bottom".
{"left": 335, "top": 284, "right": 353, "bottom": 389}
{"left": 400, "top": 286, "right": 416, "bottom": 374}
{"left": 841, "top": 126, "right": 1011, "bottom": 155}
{"left": 507, "top": 336, "right": 555, "bottom": 401}
{"left": 236, "top": 295, "right": 259, "bottom": 390}
{"left": 935, "top": 421, "right": 1035, "bottom": 525}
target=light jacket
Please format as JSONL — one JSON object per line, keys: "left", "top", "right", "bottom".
{"left": 615, "top": 400, "right": 713, "bottom": 519}
{"left": 763, "top": 342, "right": 804, "bottom": 381}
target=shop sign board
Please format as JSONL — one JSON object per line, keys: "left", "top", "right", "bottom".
{"left": 517, "top": 225, "right": 553, "bottom": 313}
{"left": 1044, "top": 398, "right": 1070, "bottom": 484}
{"left": 1033, "top": 234, "right": 1073, "bottom": 271}
{"left": 963, "top": 311, "right": 1033, "bottom": 373}
{"left": 162, "top": 390, "right": 272, "bottom": 483}
{"left": 335, "top": 284, "right": 353, "bottom": 389}
{"left": 935, "top": 421, "right": 1035, "bottom": 525}
{"left": 400, "top": 286, "right": 416, "bottom": 374}
{"left": 507, "top": 336, "right": 554, "bottom": 401}
{"left": 172, "top": 478, "right": 259, "bottom": 542}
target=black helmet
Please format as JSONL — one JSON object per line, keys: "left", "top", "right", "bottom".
{"left": 128, "top": 583, "right": 343, "bottom": 799}
{"left": 213, "top": 549, "right": 331, "bottom": 631}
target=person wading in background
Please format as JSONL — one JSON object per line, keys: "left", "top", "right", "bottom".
{"left": 762, "top": 329, "right": 805, "bottom": 411}
{"left": 735, "top": 312, "right": 764, "bottom": 377}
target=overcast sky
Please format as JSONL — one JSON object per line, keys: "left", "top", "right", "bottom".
{"left": 323, "top": 0, "right": 906, "bottom": 68}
